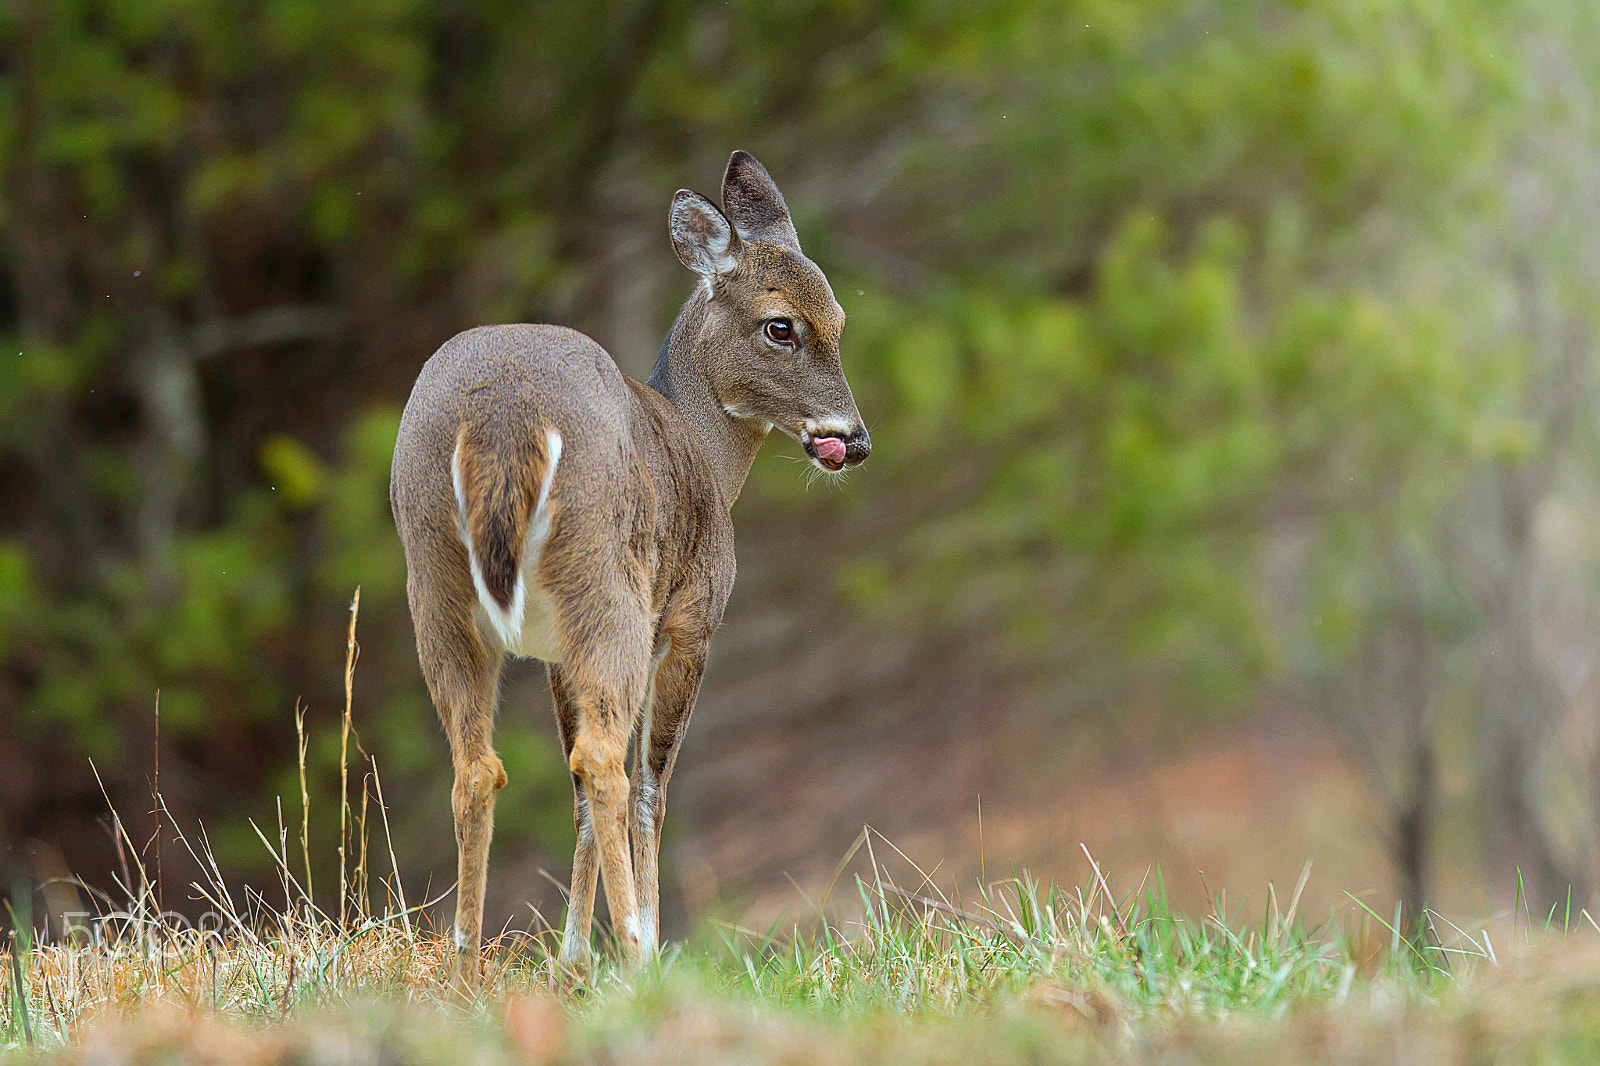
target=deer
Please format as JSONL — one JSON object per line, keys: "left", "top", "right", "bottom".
{"left": 389, "top": 151, "right": 870, "bottom": 984}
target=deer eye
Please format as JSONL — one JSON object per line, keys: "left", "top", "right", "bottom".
{"left": 763, "top": 318, "right": 794, "bottom": 345}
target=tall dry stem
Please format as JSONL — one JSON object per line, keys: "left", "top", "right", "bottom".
{"left": 294, "top": 700, "right": 312, "bottom": 914}
{"left": 340, "top": 587, "right": 360, "bottom": 928}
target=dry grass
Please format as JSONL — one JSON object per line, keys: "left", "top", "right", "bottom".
{"left": 10, "top": 800, "right": 1600, "bottom": 1065}
{"left": 13, "top": 817, "right": 1600, "bottom": 1066}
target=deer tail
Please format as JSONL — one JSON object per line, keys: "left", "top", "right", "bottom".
{"left": 450, "top": 421, "right": 563, "bottom": 645}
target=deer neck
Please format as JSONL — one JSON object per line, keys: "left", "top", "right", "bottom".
{"left": 645, "top": 296, "right": 768, "bottom": 508}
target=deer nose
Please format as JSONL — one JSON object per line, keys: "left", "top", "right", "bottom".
{"left": 844, "top": 427, "right": 871, "bottom": 465}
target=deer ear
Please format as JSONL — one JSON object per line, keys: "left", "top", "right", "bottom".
{"left": 721, "top": 150, "right": 800, "bottom": 248}
{"left": 670, "top": 190, "right": 741, "bottom": 286}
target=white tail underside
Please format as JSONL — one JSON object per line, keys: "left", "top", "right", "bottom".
{"left": 452, "top": 428, "right": 565, "bottom": 661}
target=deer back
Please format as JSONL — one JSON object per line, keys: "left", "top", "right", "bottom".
{"left": 391, "top": 323, "right": 733, "bottom": 665}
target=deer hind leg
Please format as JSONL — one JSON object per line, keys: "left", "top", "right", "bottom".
{"left": 549, "top": 663, "right": 599, "bottom": 974}
{"left": 630, "top": 635, "right": 707, "bottom": 955}
{"left": 555, "top": 591, "right": 653, "bottom": 967}
{"left": 415, "top": 607, "right": 505, "bottom": 990}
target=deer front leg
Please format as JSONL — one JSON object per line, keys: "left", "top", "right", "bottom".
{"left": 630, "top": 635, "right": 708, "bottom": 956}
{"left": 549, "top": 664, "right": 599, "bottom": 975}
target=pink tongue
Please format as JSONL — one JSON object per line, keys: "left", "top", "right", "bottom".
{"left": 814, "top": 437, "right": 847, "bottom": 465}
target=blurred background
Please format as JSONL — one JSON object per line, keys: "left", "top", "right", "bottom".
{"left": 4, "top": 0, "right": 1600, "bottom": 943}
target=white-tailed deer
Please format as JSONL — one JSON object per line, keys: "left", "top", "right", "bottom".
{"left": 390, "top": 151, "right": 869, "bottom": 983}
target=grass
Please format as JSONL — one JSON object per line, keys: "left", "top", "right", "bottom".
{"left": 10, "top": 822, "right": 1600, "bottom": 1066}
{"left": 8, "top": 593, "right": 1600, "bottom": 1062}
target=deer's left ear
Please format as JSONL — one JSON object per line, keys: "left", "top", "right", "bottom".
{"left": 670, "top": 189, "right": 743, "bottom": 286}
{"left": 721, "top": 150, "right": 801, "bottom": 249}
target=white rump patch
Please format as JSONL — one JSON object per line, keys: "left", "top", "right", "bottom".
{"left": 454, "top": 428, "right": 565, "bottom": 661}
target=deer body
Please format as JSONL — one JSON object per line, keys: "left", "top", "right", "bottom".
{"left": 391, "top": 152, "right": 868, "bottom": 982}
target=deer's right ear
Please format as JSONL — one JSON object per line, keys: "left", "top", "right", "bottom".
{"left": 670, "top": 190, "right": 742, "bottom": 288}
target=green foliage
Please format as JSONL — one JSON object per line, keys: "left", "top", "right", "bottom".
{"left": 735, "top": 0, "right": 1537, "bottom": 715}
{"left": 0, "top": 544, "right": 38, "bottom": 652}
{"left": 316, "top": 408, "right": 407, "bottom": 605}
{"left": 824, "top": 209, "right": 1516, "bottom": 701}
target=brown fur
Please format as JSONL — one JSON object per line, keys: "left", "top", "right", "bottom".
{"left": 390, "top": 151, "right": 869, "bottom": 986}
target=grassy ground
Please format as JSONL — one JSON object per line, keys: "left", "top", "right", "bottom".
{"left": 9, "top": 614, "right": 1600, "bottom": 1064}
{"left": 9, "top": 833, "right": 1600, "bottom": 1065}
